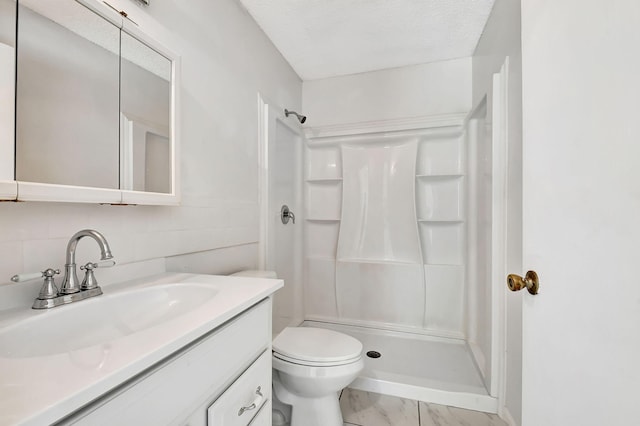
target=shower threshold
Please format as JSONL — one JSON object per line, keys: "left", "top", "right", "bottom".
{"left": 303, "top": 320, "right": 498, "bottom": 413}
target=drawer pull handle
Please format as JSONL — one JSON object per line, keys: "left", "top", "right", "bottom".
{"left": 238, "top": 386, "right": 263, "bottom": 416}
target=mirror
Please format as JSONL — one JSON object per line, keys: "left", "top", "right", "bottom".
{"left": 120, "top": 30, "right": 172, "bottom": 193}
{"left": 5, "top": 0, "right": 178, "bottom": 203}
{"left": 16, "top": 0, "right": 121, "bottom": 189}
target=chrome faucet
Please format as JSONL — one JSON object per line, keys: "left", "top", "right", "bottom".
{"left": 11, "top": 229, "right": 115, "bottom": 309}
{"left": 60, "top": 229, "right": 113, "bottom": 294}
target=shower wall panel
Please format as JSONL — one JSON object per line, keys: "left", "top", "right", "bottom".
{"left": 337, "top": 142, "right": 420, "bottom": 263}
{"left": 303, "top": 126, "right": 466, "bottom": 337}
{"left": 336, "top": 141, "right": 424, "bottom": 327}
{"left": 336, "top": 261, "right": 425, "bottom": 327}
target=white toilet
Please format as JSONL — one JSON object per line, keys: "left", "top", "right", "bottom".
{"left": 231, "top": 270, "right": 364, "bottom": 426}
{"left": 272, "top": 327, "right": 363, "bottom": 426}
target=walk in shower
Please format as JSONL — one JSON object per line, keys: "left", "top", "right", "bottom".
{"left": 262, "top": 97, "right": 500, "bottom": 413}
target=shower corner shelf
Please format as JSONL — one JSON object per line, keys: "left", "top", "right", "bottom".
{"left": 417, "top": 219, "right": 464, "bottom": 223}
{"left": 306, "top": 218, "right": 341, "bottom": 222}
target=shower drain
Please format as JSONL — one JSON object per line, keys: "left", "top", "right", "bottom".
{"left": 366, "top": 351, "right": 381, "bottom": 359}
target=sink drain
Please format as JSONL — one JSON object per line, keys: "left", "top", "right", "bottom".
{"left": 366, "top": 351, "right": 381, "bottom": 359}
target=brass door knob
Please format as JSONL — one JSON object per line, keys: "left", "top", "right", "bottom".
{"left": 507, "top": 271, "right": 539, "bottom": 295}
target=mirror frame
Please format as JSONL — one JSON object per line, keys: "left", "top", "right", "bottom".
{"left": 1, "top": 0, "right": 180, "bottom": 205}
{"left": 0, "top": 0, "right": 16, "bottom": 199}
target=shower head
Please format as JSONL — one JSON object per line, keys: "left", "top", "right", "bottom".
{"left": 284, "top": 109, "right": 307, "bottom": 124}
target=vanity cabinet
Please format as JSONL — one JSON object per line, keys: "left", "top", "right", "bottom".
{"left": 62, "top": 299, "right": 272, "bottom": 426}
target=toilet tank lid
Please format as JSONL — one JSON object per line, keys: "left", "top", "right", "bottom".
{"left": 230, "top": 270, "right": 277, "bottom": 279}
{"left": 272, "top": 327, "right": 363, "bottom": 363}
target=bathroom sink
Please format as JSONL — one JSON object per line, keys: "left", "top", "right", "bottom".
{"left": 0, "top": 283, "right": 218, "bottom": 358}
{"left": 0, "top": 272, "right": 283, "bottom": 426}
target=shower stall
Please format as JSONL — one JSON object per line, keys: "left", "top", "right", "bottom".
{"left": 260, "top": 71, "right": 508, "bottom": 413}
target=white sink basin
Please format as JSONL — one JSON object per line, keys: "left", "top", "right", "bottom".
{"left": 0, "top": 272, "right": 283, "bottom": 426}
{"left": 0, "top": 283, "right": 218, "bottom": 358}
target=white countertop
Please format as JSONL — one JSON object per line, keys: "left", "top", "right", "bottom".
{"left": 0, "top": 273, "right": 282, "bottom": 426}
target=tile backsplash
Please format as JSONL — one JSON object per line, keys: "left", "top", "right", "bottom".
{"left": 0, "top": 199, "right": 258, "bottom": 285}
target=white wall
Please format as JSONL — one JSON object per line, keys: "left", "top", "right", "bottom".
{"left": 0, "top": 0, "right": 301, "bottom": 308}
{"left": 302, "top": 58, "right": 472, "bottom": 127}
{"left": 472, "top": 0, "right": 523, "bottom": 424}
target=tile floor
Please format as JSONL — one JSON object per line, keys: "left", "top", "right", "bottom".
{"left": 340, "top": 388, "right": 508, "bottom": 426}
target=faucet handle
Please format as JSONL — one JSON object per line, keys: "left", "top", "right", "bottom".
{"left": 10, "top": 268, "right": 60, "bottom": 300}
{"left": 96, "top": 259, "right": 116, "bottom": 268}
{"left": 80, "top": 260, "right": 115, "bottom": 271}
{"left": 11, "top": 268, "right": 60, "bottom": 283}
{"left": 80, "top": 260, "right": 115, "bottom": 290}
{"left": 38, "top": 269, "right": 61, "bottom": 299}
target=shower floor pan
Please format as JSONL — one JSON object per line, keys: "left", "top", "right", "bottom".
{"left": 303, "top": 321, "right": 498, "bottom": 413}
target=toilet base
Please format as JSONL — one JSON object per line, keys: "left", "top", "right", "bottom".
{"left": 290, "top": 394, "right": 343, "bottom": 426}
{"left": 272, "top": 381, "right": 343, "bottom": 426}
{"left": 272, "top": 389, "right": 292, "bottom": 426}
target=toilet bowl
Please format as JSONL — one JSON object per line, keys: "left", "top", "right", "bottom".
{"left": 230, "top": 270, "right": 364, "bottom": 426}
{"left": 272, "top": 327, "right": 363, "bottom": 426}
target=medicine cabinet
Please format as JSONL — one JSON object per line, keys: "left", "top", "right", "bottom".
{"left": 0, "top": 0, "right": 180, "bottom": 204}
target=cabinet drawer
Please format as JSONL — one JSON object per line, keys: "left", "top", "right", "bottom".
{"left": 207, "top": 350, "right": 271, "bottom": 426}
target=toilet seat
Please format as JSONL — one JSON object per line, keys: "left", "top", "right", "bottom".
{"left": 273, "top": 351, "right": 361, "bottom": 367}
{"left": 272, "top": 327, "right": 363, "bottom": 367}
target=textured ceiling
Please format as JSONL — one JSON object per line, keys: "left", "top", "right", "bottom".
{"left": 238, "top": 0, "right": 496, "bottom": 80}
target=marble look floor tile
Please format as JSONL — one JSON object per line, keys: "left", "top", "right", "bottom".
{"left": 340, "top": 388, "right": 419, "bottom": 426}
{"left": 419, "top": 402, "right": 508, "bottom": 426}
